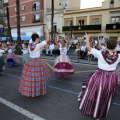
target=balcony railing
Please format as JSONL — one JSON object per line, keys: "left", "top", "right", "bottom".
{"left": 32, "top": 19, "right": 40, "bottom": 23}
{"left": 4, "top": 13, "right": 7, "bottom": 17}
{"left": 106, "top": 23, "right": 120, "bottom": 32}
{"left": 0, "top": 13, "right": 3, "bottom": 17}
{"left": 3, "top": 3, "right": 9, "bottom": 7}
{"left": 0, "top": 4, "right": 3, "bottom": 9}
{"left": 62, "top": 25, "right": 101, "bottom": 33}
{"left": 0, "top": 21, "right": 4, "bottom": 25}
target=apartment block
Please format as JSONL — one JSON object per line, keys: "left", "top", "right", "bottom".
{"left": 3, "top": 0, "right": 44, "bottom": 40}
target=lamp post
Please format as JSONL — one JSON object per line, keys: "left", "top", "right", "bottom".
{"left": 70, "top": 20, "right": 72, "bottom": 38}
{"left": 51, "top": 0, "right": 54, "bottom": 41}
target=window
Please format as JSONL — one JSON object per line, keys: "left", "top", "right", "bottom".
{"left": 92, "top": 18, "right": 100, "bottom": 25}
{"left": 32, "top": 2, "right": 40, "bottom": 11}
{"left": 4, "top": 19, "right": 7, "bottom": 27}
{"left": 21, "top": 5, "right": 25, "bottom": 11}
{"left": 33, "top": 14, "right": 40, "bottom": 22}
{"left": 0, "top": 17, "right": 3, "bottom": 21}
{"left": 111, "top": 17, "right": 120, "bottom": 23}
{"left": 15, "top": 18, "right": 17, "bottom": 22}
{"left": 66, "top": 20, "right": 72, "bottom": 26}
{"left": 53, "top": 25, "right": 57, "bottom": 32}
{"left": 110, "top": 0, "right": 114, "bottom": 4}
{"left": 78, "top": 20, "right": 85, "bottom": 26}
{"left": 22, "top": 16, "right": 25, "bottom": 21}
{"left": 0, "top": 9, "right": 3, "bottom": 14}
{"left": 15, "top": 7, "right": 16, "bottom": 11}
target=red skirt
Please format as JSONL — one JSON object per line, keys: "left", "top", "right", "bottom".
{"left": 19, "top": 58, "right": 50, "bottom": 97}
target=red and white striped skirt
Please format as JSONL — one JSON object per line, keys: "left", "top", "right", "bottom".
{"left": 78, "top": 69, "right": 118, "bottom": 119}
{"left": 54, "top": 54, "right": 74, "bottom": 76}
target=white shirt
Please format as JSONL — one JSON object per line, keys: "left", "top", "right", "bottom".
{"left": 91, "top": 48, "right": 120, "bottom": 71}
{"left": 0, "top": 49, "right": 5, "bottom": 56}
{"left": 22, "top": 48, "right": 29, "bottom": 54}
{"left": 29, "top": 39, "right": 32, "bottom": 43}
{"left": 49, "top": 44, "right": 54, "bottom": 50}
{"left": 101, "top": 45, "right": 106, "bottom": 51}
{"left": 81, "top": 46, "right": 86, "bottom": 52}
{"left": 115, "top": 44, "right": 120, "bottom": 51}
{"left": 59, "top": 47, "right": 67, "bottom": 55}
{"left": 29, "top": 41, "right": 47, "bottom": 58}
{"left": 95, "top": 40, "right": 98, "bottom": 45}
{"left": 73, "top": 39, "right": 78, "bottom": 44}
{"left": 101, "top": 38, "right": 105, "bottom": 43}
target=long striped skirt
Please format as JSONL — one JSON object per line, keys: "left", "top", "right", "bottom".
{"left": 78, "top": 69, "right": 118, "bottom": 119}
{"left": 54, "top": 54, "right": 74, "bottom": 76}
{"left": 19, "top": 58, "right": 51, "bottom": 97}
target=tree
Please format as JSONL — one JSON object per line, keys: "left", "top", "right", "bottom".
{"left": 51, "top": 0, "right": 54, "bottom": 41}
{"left": 6, "top": 6, "right": 12, "bottom": 40}
{"left": 15, "top": 0, "right": 22, "bottom": 55}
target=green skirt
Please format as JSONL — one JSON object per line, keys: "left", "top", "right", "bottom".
{"left": 22, "top": 54, "right": 30, "bottom": 64}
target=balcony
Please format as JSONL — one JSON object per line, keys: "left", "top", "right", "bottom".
{"left": 0, "top": 13, "right": 3, "bottom": 17}
{"left": 32, "top": 19, "right": 40, "bottom": 23}
{"left": 0, "top": 4, "right": 2, "bottom": 9}
{"left": 106, "top": 23, "right": 120, "bottom": 33}
{"left": 3, "top": 3, "right": 9, "bottom": 7}
{"left": 62, "top": 25, "right": 101, "bottom": 33}
{"left": 0, "top": 21, "right": 4, "bottom": 25}
{"left": 4, "top": 13, "right": 7, "bottom": 17}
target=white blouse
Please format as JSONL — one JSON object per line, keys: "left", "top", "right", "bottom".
{"left": 29, "top": 41, "right": 47, "bottom": 58}
{"left": 59, "top": 47, "right": 67, "bottom": 55}
{"left": 0, "top": 49, "right": 5, "bottom": 57}
{"left": 22, "top": 48, "right": 29, "bottom": 54}
{"left": 91, "top": 48, "right": 120, "bottom": 71}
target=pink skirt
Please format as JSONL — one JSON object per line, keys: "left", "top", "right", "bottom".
{"left": 54, "top": 54, "right": 74, "bottom": 76}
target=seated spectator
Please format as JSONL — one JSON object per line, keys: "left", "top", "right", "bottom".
{"left": 52, "top": 45, "right": 60, "bottom": 56}
{"left": 70, "top": 42, "right": 76, "bottom": 49}
{"left": 73, "top": 37, "right": 78, "bottom": 45}
{"left": 80, "top": 43, "right": 87, "bottom": 59}
{"left": 73, "top": 42, "right": 81, "bottom": 59}
{"left": 6, "top": 49, "right": 20, "bottom": 66}
{"left": 46, "top": 41, "right": 54, "bottom": 56}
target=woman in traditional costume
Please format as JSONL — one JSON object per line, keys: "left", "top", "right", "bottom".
{"left": 54, "top": 37, "right": 74, "bottom": 79}
{"left": 78, "top": 33, "right": 120, "bottom": 120}
{"left": 19, "top": 29, "right": 50, "bottom": 97}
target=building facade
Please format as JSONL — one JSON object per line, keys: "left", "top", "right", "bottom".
{"left": 0, "top": 0, "right": 4, "bottom": 38}
{"left": 63, "top": 0, "right": 120, "bottom": 40}
{"left": 3, "top": 0, "right": 44, "bottom": 40}
{"left": 45, "top": 0, "right": 81, "bottom": 38}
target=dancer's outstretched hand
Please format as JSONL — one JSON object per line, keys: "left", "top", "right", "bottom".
{"left": 83, "top": 32, "right": 89, "bottom": 39}
{"left": 44, "top": 28, "right": 49, "bottom": 34}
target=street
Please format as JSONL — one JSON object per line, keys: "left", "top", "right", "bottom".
{"left": 0, "top": 59, "right": 120, "bottom": 120}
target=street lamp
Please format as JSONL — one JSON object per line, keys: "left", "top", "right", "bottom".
{"left": 70, "top": 20, "right": 72, "bottom": 38}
